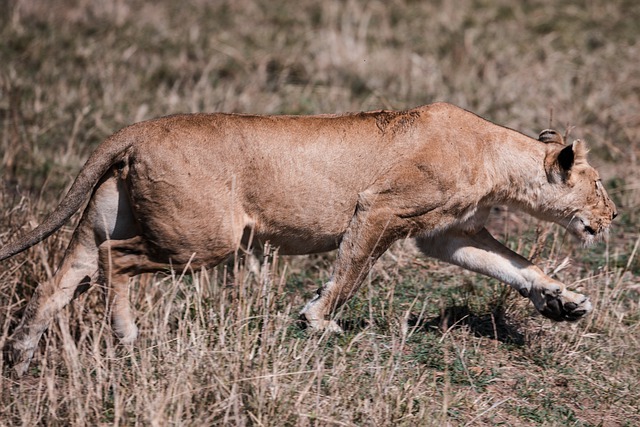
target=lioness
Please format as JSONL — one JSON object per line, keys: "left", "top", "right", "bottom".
{"left": 1, "top": 102, "right": 616, "bottom": 376}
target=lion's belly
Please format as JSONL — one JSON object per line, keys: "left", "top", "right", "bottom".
{"left": 254, "top": 231, "right": 343, "bottom": 255}
{"left": 251, "top": 218, "right": 348, "bottom": 255}
{"left": 247, "top": 193, "right": 356, "bottom": 255}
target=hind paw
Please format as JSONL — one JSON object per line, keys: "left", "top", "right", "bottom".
{"left": 3, "top": 335, "right": 37, "bottom": 378}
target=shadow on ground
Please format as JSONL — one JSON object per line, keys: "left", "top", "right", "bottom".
{"left": 411, "top": 304, "right": 526, "bottom": 345}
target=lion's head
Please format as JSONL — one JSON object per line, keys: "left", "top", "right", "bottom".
{"left": 537, "top": 129, "right": 617, "bottom": 244}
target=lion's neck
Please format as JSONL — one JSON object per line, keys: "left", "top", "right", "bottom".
{"left": 486, "top": 135, "right": 550, "bottom": 215}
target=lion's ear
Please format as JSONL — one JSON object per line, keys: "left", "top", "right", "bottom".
{"left": 556, "top": 140, "right": 588, "bottom": 172}
{"left": 538, "top": 129, "right": 564, "bottom": 145}
{"left": 572, "top": 139, "right": 588, "bottom": 161}
{"left": 545, "top": 140, "right": 589, "bottom": 182}
{"left": 557, "top": 144, "right": 575, "bottom": 171}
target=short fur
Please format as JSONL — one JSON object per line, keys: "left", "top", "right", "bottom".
{"left": 1, "top": 102, "right": 616, "bottom": 376}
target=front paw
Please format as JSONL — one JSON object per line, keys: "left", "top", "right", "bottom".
{"left": 298, "top": 313, "right": 344, "bottom": 333}
{"left": 299, "top": 294, "right": 344, "bottom": 333}
{"left": 532, "top": 288, "right": 593, "bottom": 322}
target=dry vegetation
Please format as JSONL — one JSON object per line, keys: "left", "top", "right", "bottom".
{"left": 1, "top": 0, "right": 639, "bottom": 425}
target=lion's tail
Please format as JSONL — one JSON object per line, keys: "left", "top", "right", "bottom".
{"left": 0, "top": 130, "right": 134, "bottom": 261}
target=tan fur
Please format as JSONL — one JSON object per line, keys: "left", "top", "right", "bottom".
{"left": 1, "top": 102, "right": 617, "bottom": 376}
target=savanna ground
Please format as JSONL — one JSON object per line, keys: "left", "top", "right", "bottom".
{"left": 1, "top": 0, "right": 639, "bottom": 425}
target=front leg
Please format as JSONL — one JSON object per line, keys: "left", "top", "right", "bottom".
{"left": 300, "top": 197, "right": 402, "bottom": 331}
{"left": 416, "top": 228, "right": 592, "bottom": 321}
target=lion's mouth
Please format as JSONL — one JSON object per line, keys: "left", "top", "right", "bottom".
{"left": 561, "top": 214, "right": 600, "bottom": 243}
{"left": 573, "top": 217, "right": 606, "bottom": 244}
{"left": 584, "top": 224, "right": 597, "bottom": 236}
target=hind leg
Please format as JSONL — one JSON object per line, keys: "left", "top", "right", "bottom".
{"left": 6, "top": 236, "right": 98, "bottom": 376}
{"left": 99, "top": 233, "right": 240, "bottom": 343}
{"left": 6, "top": 175, "right": 137, "bottom": 376}
{"left": 98, "top": 236, "right": 169, "bottom": 343}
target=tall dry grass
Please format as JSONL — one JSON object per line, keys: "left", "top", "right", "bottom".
{"left": 1, "top": 0, "right": 639, "bottom": 425}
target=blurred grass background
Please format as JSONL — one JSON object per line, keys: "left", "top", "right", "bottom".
{"left": 1, "top": 0, "right": 639, "bottom": 425}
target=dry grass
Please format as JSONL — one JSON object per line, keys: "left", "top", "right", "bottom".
{"left": 1, "top": 0, "right": 639, "bottom": 425}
